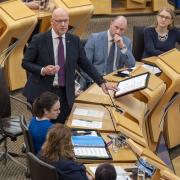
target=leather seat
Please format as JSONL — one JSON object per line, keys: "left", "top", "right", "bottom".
{"left": 27, "top": 152, "right": 58, "bottom": 180}
{"left": 132, "top": 26, "right": 145, "bottom": 61}
{"left": 0, "top": 67, "right": 26, "bottom": 169}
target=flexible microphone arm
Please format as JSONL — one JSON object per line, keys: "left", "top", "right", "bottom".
{"left": 159, "top": 93, "right": 180, "bottom": 130}
{"left": 103, "top": 82, "right": 124, "bottom": 113}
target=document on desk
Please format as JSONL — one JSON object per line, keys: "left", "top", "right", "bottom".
{"left": 73, "top": 108, "right": 104, "bottom": 118}
{"left": 74, "top": 147, "right": 110, "bottom": 159}
{"left": 142, "top": 64, "right": 161, "bottom": 75}
{"left": 71, "top": 119, "right": 102, "bottom": 129}
{"left": 114, "top": 72, "right": 150, "bottom": 98}
{"left": 89, "top": 166, "right": 131, "bottom": 180}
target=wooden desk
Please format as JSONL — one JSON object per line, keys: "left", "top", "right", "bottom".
{"left": 33, "top": 10, "right": 51, "bottom": 32}
{"left": 111, "top": 108, "right": 147, "bottom": 147}
{"left": 66, "top": 103, "right": 116, "bottom": 132}
{"left": 85, "top": 163, "right": 137, "bottom": 179}
{"left": 86, "top": 162, "right": 180, "bottom": 180}
{"left": 105, "top": 65, "right": 167, "bottom": 151}
{"left": 0, "top": 0, "right": 37, "bottom": 90}
{"left": 143, "top": 49, "right": 180, "bottom": 149}
{"left": 76, "top": 83, "right": 147, "bottom": 124}
{"left": 76, "top": 133, "right": 137, "bottom": 164}
{"left": 75, "top": 84, "right": 112, "bottom": 105}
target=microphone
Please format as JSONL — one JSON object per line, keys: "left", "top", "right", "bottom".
{"left": 159, "top": 92, "right": 180, "bottom": 129}
{"left": 103, "top": 82, "right": 124, "bottom": 114}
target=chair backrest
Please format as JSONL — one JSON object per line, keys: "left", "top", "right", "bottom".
{"left": 27, "top": 152, "right": 58, "bottom": 180}
{"left": 0, "top": 119, "right": 6, "bottom": 143}
{"left": 20, "top": 115, "right": 35, "bottom": 154}
{"left": 0, "top": 67, "right": 11, "bottom": 118}
{"left": 132, "top": 26, "right": 145, "bottom": 61}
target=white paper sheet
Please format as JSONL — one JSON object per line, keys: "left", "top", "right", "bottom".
{"left": 71, "top": 119, "right": 102, "bottom": 129}
{"left": 73, "top": 108, "right": 104, "bottom": 118}
{"left": 74, "top": 147, "right": 109, "bottom": 158}
{"left": 142, "top": 64, "right": 161, "bottom": 74}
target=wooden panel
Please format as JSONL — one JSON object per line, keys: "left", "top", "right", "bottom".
{"left": 62, "top": 0, "right": 92, "bottom": 8}
{"left": 0, "top": 0, "right": 37, "bottom": 90}
{"left": 91, "top": 0, "right": 111, "bottom": 14}
{"left": 166, "top": 96, "right": 180, "bottom": 148}
{"left": 153, "top": 0, "right": 174, "bottom": 11}
{"left": 159, "top": 49, "right": 180, "bottom": 74}
{"left": 0, "top": 0, "right": 35, "bottom": 20}
{"left": 126, "top": 0, "right": 146, "bottom": 9}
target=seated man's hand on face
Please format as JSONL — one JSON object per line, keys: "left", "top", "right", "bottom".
{"left": 113, "top": 34, "right": 125, "bottom": 49}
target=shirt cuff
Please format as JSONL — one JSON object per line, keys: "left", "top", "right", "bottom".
{"left": 41, "top": 67, "right": 45, "bottom": 76}
{"left": 120, "top": 47, "right": 128, "bottom": 54}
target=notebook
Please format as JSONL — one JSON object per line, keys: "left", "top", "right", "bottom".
{"left": 71, "top": 135, "right": 105, "bottom": 147}
{"left": 71, "top": 134, "right": 112, "bottom": 160}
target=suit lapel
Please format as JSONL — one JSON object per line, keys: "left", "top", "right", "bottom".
{"left": 102, "top": 32, "right": 108, "bottom": 62}
{"left": 46, "top": 31, "right": 55, "bottom": 64}
{"left": 64, "top": 33, "right": 71, "bottom": 71}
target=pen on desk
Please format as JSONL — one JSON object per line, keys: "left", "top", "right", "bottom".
{"left": 75, "top": 130, "right": 92, "bottom": 136}
{"left": 78, "top": 119, "right": 93, "bottom": 123}
{"left": 117, "top": 172, "right": 132, "bottom": 176}
{"left": 106, "top": 141, "right": 112, "bottom": 147}
{"left": 77, "top": 132, "right": 92, "bottom": 136}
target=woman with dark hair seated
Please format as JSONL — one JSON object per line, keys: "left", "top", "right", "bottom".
{"left": 143, "top": 8, "right": 180, "bottom": 58}
{"left": 95, "top": 163, "right": 117, "bottom": 180}
{"left": 38, "top": 124, "right": 92, "bottom": 180}
{"left": 28, "top": 91, "right": 60, "bottom": 154}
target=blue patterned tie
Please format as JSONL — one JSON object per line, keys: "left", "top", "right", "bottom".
{"left": 58, "top": 37, "right": 65, "bottom": 87}
{"left": 106, "top": 42, "right": 115, "bottom": 74}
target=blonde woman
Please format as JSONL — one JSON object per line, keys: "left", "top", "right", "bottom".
{"left": 38, "top": 124, "right": 92, "bottom": 180}
{"left": 143, "top": 8, "right": 180, "bottom": 58}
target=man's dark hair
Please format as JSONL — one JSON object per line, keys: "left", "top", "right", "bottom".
{"left": 95, "top": 163, "right": 117, "bottom": 180}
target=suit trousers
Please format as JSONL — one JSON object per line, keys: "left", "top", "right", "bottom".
{"left": 50, "top": 86, "right": 72, "bottom": 124}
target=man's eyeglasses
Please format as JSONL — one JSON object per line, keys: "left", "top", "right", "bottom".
{"left": 53, "top": 19, "right": 69, "bottom": 24}
{"left": 158, "top": 14, "right": 172, "bottom": 20}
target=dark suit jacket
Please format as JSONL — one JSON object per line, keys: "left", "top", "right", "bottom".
{"left": 53, "top": 159, "right": 88, "bottom": 180}
{"left": 22, "top": 30, "right": 104, "bottom": 107}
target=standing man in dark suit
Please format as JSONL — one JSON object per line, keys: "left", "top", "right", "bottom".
{"left": 22, "top": 8, "right": 116, "bottom": 123}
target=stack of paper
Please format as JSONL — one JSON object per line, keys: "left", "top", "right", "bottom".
{"left": 73, "top": 108, "right": 105, "bottom": 118}
{"left": 74, "top": 147, "right": 109, "bottom": 158}
{"left": 71, "top": 119, "right": 102, "bottom": 129}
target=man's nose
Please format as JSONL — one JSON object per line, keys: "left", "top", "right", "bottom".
{"left": 61, "top": 21, "right": 65, "bottom": 26}
{"left": 115, "top": 29, "right": 121, "bottom": 34}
